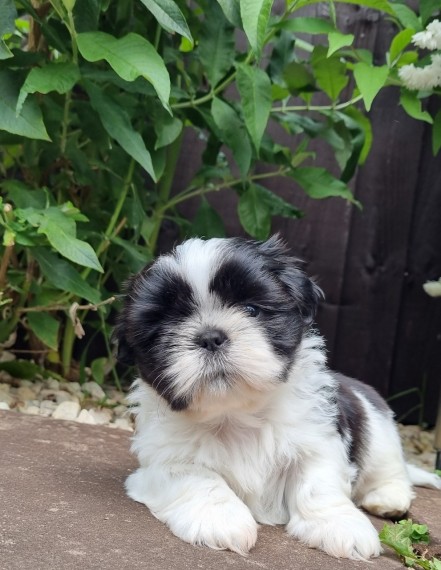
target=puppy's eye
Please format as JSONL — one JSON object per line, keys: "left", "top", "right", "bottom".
{"left": 244, "top": 305, "right": 260, "bottom": 317}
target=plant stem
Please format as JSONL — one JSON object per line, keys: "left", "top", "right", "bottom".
{"left": 164, "top": 167, "right": 289, "bottom": 211}
{"left": 171, "top": 52, "right": 254, "bottom": 111}
{"left": 60, "top": 90, "right": 72, "bottom": 154}
{"left": 271, "top": 94, "right": 364, "bottom": 114}
{"left": 0, "top": 245, "right": 14, "bottom": 289}
{"left": 62, "top": 319, "right": 75, "bottom": 378}
{"left": 67, "top": 9, "right": 78, "bottom": 64}
{"left": 149, "top": 132, "right": 184, "bottom": 254}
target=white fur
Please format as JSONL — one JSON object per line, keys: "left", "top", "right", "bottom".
{"left": 124, "top": 239, "right": 441, "bottom": 560}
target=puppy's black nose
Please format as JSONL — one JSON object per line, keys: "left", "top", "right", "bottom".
{"left": 196, "top": 329, "right": 228, "bottom": 351}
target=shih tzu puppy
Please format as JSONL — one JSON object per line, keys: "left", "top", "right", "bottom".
{"left": 114, "top": 236, "right": 441, "bottom": 560}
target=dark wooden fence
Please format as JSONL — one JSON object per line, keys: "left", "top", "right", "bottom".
{"left": 159, "top": 6, "right": 441, "bottom": 425}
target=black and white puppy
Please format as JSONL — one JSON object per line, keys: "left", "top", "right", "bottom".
{"left": 114, "top": 236, "right": 441, "bottom": 560}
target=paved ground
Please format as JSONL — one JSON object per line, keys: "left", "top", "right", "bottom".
{"left": 1, "top": 411, "right": 440, "bottom": 570}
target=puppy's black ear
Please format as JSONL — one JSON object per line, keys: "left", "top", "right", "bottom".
{"left": 258, "top": 235, "right": 324, "bottom": 325}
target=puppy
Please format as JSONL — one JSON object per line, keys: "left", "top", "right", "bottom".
{"left": 114, "top": 236, "right": 441, "bottom": 560}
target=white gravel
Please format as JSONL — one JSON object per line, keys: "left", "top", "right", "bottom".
{"left": 0, "top": 370, "right": 134, "bottom": 432}
{"left": 0, "top": 371, "right": 439, "bottom": 469}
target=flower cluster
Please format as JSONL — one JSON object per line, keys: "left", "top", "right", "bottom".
{"left": 399, "top": 20, "right": 441, "bottom": 91}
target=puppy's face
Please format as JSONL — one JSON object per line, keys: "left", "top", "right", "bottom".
{"left": 114, "top": 237, "right": 322, "bottom": 411}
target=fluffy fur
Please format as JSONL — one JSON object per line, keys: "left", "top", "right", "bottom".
{"left": 114, "top": 236, "right": 441, "bottom": 560}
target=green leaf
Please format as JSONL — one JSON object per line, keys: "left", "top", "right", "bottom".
{"left": 236, "top": 63, "right": 272, "bottom": 153}
{"left": 238, "top": 183, "right": 301, "bottom": 239}
{"left": 16, "top": 62, "right": 80, "bottom": 115}
{"left": 0, "top": 0, "right": 16, "bottom": 60}
{"left": 0, "top": 40, "right": 13, "bottom": 60}
{"left": 32, "top": 248, "right": 101, "bottom": 304}
{"left": 328, "top": 32, "right": 354, "bottom": 56}
{"left": 283, "top": 62, "right": 315, "bottom": 94}
{"left": 43, "top": 225, "right": 102, "bottom": 272}
{"left": 432, "top": 109, "right": 441, "bottom": 155}
{"left": 291, "top": 167, "right": 357, "bottom": 203}
{"left": 353, "top": 63, "right": 389, "bottom": 111}
{"left": 240, "top": 0, "right": 274, "bottom": 55}
{"left": 27, "top": 312, "right": 59, "bottom": 351}
{"left": 110, "top": 235, "right": 151, "bottom": 272}
{"left": 73, "top": 0, "right": 101, "bottom": 32}
{"left": 216, "top": 0, "right": 241, "bottom": 27}
{"left": 400, "top": 90, "right": 433, "bottom": 124}
{"left": 0, "top": 0, "right": 17, "bottom": 35}
{"left": 293, "top": 0, "right": 394, "bottom": 15}
{"left": 212, "top": 97, "right": 252, "bottom": 177}
{"left": 199, "top": 1, "right": 235, "bottom": 87}
{"left": 85, "top": 81, "right": 156, "bottom": 180}
{"left": 21, "top": 206, "right": 102, "bottom": 272}
{"left": 389, "top": 29, "right": 414, "bottom": 66}
{"left": 254, "top": 183, "right": 301, "bottom": 218}
{"left": 154, "top": 113, "right": 183, "bottom": 150}
{"left": 420, "top": 0, "right": 440, "bottom": 24}
{"left": 275, "top": 17, "right": 335, "bottom": 34}
{"left": 138, "top": 0, "right": 193, "bottom": 45}
{"left": 77, "top": 32, "right": 171, "bottom": 110}
{"left": 238, "top": 184, "right": 271, "bottom": 239}
{"left": 91, "top": 357, "right": 107, "bottom": 385}
{"left": 61, "top": 0, "right": 76, "bottom": 10}
{"left": 344, "top": 106, "right": 373, "bottom": 164}
{"left": 0, "top": 360, "right": 47, "bottom": 380}
{"left": 311, "top": 46, "right": 348, "bottom": 101}
{"left": 391, "top": 4, "right": 422, "bottom": 30}
{"left": 0, "top": 71, "right": 50, "bottom": 141}
{"left": 2, "top": 181, "right": 47, "bottom": 209}
{"left": 191, "top": 198, "right": 226, "bottom": 238}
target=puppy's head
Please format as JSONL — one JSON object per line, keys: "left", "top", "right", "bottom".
{"left": 114, "top": 236, "right": 322, "bottom": 412}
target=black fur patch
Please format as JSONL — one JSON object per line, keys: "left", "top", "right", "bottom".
{"left": 335, "top": 379, "right": 368, "bottom": 466}
{"left": 333, "top": 373, "right": 391, "bottom": 467}
{"left": 114, "top": 265, "right": 196, "bottom": 409}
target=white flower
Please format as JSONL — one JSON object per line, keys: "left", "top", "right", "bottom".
{"left": 423, "top": 278, "right": 441, "bottom": 298}
{"left": 399, "top": 53, "right": 441, "bottom": 90}
{"left": 412, "top": 19, "right": 441, "bottom": 51}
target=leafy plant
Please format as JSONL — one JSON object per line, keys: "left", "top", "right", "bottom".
{"left": 0, "top": 0, "right": 440, "bottom": 383}
{"left": 380, "top": 520, "right": 441, "bottom": 569}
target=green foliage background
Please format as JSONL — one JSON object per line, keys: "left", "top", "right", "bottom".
{"left": 0, "top": 0, "right": 440, "bottom": 384}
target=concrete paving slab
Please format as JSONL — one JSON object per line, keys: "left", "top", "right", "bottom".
{"left": 0, "top": 410, "right": 437, "bottom": 570}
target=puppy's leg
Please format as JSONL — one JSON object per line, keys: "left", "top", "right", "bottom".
{"left": 354, "top": 414, "right": 414, "bottom": 518}
{"left": 286, "top": 440, "right": 381, "bottom": 560}
{"left": 126, "top": 464, "right": 258, "bottom": 555}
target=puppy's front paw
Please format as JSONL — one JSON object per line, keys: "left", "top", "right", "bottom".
{"left": 168, "top": 498, "right": 258, "bottom": 556}
{"left": 287, "top": 507, "right": 381, "bottom": 560}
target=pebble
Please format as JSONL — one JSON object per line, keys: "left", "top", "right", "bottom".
{"left": 16, "top": 386, "right": 37, "bottom": 401}
{"left": 91, "top": 408, "right": 113, "bottom": 424}
{"left": 76, "top": 409, "right": 97, "bottom": 425}
{"left": 40, "top": 400, "right": 57, "bottom": 417}
{"left": 55, "top": 390, "right": 79, "bottom": 404}
{"left": 0, "top": 392, "right": 14, "bottom": 407}
{"left": 46, "top": 378, "right": 60, "bottom": 391}
{"left": 111, "top": 418, "right": 133, "bottom": 431}
{"left": 64, "top": 382, "right": 82, "bottom": 395}
{"left": 0, "top": 402, "right": 10, "bottom": 410}
{"left": 82, "top": 381, "right": 106, "bottom": 401}
{"left": 52, "top": 401, "right": 81, "bottom": 421}
{"left": 22, "top": 405, "right": 40, "bottom": 415}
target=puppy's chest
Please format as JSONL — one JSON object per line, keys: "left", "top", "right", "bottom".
{"left": 199, "top": 419, "right": 288, "bottom": 495}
